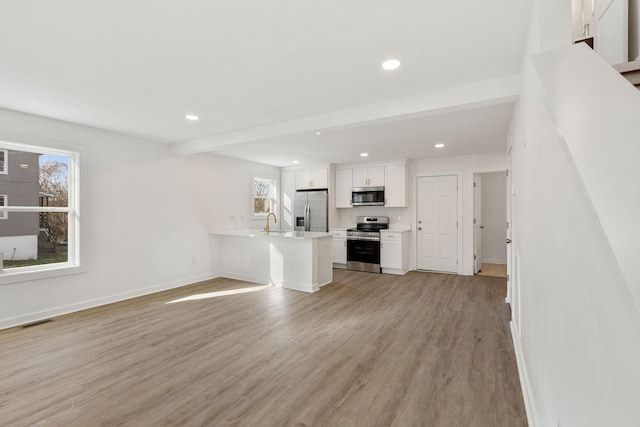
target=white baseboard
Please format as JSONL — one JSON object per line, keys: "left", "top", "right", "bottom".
{"left": 0, "top": 272, "right": 220, "bottom": 331}
{"left": 510, "top": 321, "right": 539, "bottom": 427}
{"left": 218, "top": 271, "right": 270, "bottom": 286}
{"left": 218, "top": 271, "right": 319, "bottom": 293}
{"left": 482, "top": 259, "right": 507, "bottom": 265}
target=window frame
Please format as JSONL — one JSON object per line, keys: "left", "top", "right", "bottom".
{"left": 0, "top": 149, "right": 7, "bottom": 174}
{"left": 0, "top": 140, "right": 81, "bottom": 283}
{"left": 0, "top": 194, "right": 6, "bottom": 220}
{"left": 251, "top": 174, "right": 277, "bottom": 219}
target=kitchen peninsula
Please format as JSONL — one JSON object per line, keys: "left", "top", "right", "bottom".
{"left": 210, "top": 230, "right": 333, "bottom": 293}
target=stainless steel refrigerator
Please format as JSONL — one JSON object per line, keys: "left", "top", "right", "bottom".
{"left": 294, "top": 190, "right": 328, "bottom": 232}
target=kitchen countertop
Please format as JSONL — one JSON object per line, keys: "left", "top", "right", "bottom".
{"left": 385, "top": 227, "right": 412, "bottom": 232}
{"left": 330, "top": 226, "right": 411, "bottom": 232}
{"left": 211, "top": 229, "right": 332, "bottom": 239}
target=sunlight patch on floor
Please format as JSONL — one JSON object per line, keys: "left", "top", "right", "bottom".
{"left": 166, "top": 285, "right": 270, "bottom": 304}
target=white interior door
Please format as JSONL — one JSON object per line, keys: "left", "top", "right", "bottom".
{"left": 473, "top": 174, "right": 482, "bottom": 274}
{"left": 595, "top": 0, "right": 628, "bottom": 64}
{"left": 416, "top": 175, "right": 458, "bottom": 273}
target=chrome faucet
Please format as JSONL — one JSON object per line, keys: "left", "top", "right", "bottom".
{"left": 264, "top": 212, "right": 277, "bottom": 232}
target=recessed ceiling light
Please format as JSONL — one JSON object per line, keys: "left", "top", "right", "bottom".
{"left": 360, "top": 152, "right": 369, "bottom": 157}
{"left": 292, "top": 160, "right": 299, "bottom": 164}
{"left": 185, "top": 114, "right": 199, "bottom": 121}
{"left": 315, "top": 131, "right": 321, "bottom": 135}
{"left": 381, "top": 59, "right": 401, "bottom": 70}
{"left": 435, "top": 143, "right": 445, "bottom": 148}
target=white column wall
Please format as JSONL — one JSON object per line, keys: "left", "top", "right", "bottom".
{"left": 507, "top": 0, "right": 640, "bottom": 425}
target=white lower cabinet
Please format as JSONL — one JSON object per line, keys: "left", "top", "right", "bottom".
{"left": 380, "top": 230, "right": 410, "bottom": 275}
{"left": 331, "top": 229, "right": 347, "bottom": 266}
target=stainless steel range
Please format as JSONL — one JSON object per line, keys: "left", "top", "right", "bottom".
{"left": 346, "top": 216, "right": 389, "bottom": 273}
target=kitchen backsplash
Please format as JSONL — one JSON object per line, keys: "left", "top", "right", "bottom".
{"left": 336, "top": 206, "right": 411, "bottom": 228}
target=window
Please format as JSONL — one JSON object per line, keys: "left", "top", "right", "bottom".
{"left": 0, "top": 140, "right": 79, "bottom": 279}
{"left": 0, "top": 149, "right": 6, "bottom": 174}
{"left": 252, "top": 176, "right": 276, "bottom": 218}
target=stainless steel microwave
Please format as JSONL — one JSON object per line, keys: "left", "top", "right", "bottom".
{"left": 351, "top": 186, "right": 385, "bottom": 206}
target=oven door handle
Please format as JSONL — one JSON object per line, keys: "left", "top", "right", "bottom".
{"left": 347, "top": 236, "right": 380, "bottom": 242}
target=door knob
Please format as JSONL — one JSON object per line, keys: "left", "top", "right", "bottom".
{"left": 418, "top": 220, "right": 422, "bottom": 224}
{"left": 418, "top": 227, "right": 422, "bottom": 231}
{"left": 480, "top": 226, "right": 484, "bottom": 229}
{"left": 506, "top": 239, "right": 512, "bottom": 244}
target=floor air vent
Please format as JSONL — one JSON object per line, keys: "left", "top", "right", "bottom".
{"left": 21, "top": 319, "right": 53, "bottom": 329}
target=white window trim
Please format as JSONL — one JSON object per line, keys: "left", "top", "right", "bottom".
{"left": 251, "top": 174, "right": 277, "bottom": 219}
{"left": 0, "top": 149, "right": 7, "bottom": 174}
{"left": 0, "top": 194, "right": 6, "bottom": 220}
{"left": 0, "top": 140, "right": 80, "bottom": 283}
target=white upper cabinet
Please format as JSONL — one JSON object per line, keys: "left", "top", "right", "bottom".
{"left": 335, "top": 169, "right": 353, "bottom": 208}
{"left": 295, "top": 169, "right": 328, "bottom": 190}
{"left": 335, "top": 161, "right": 407, "bottom": 208}
{"left": 353, "top": 166, "right": 384, "bottom": 187}
{"left": 384, "top": 163, "right": 408, "bottom": 207}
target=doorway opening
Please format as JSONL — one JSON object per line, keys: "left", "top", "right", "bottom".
{"left": 473, "top": 171, "right": 507, "bottom": 278}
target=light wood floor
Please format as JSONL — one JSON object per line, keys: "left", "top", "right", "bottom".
{"left": 477, "top": 263, "right": 508, "bottom": 278}
{"left": 0, "top": 270, "right": 527, "bottom": 426}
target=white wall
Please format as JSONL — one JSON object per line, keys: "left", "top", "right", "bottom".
{"left": 508, "top": 1, "right": 640, "bottom": 425}
{"left": 479, "top": 172, "right": 506, "bottom": 264}
{"left": 571, "top": 0, "right": 595, "bottom": 40}
{"left": 0, "top": 108, "right": 280, "bottom": 330}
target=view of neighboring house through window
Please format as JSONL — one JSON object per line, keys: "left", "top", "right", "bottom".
{"left": 0, "top": 141, "right": 78, "bottom": 272}
{"left": 0, "top": 195, "right": 6, "bottom": 220}
{"left": 0, "top": 149, "right": 7, "bottom": 174}
{"left": 252, "top": 176, "right": 276, "bottom": 217}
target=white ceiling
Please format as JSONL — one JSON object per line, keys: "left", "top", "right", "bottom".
{"left": 0, "top": 0, "right": 530, "bottom": 167}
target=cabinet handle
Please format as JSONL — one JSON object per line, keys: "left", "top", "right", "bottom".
{"left": 344, "top": 241, "right": 346, "bottom": 247}
{"left": 380, "top": 242, "right": 383, "bottom": 248}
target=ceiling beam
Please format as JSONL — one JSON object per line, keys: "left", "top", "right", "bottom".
{"left": 170, "top": 75, "right": 520, "bottom": 156}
